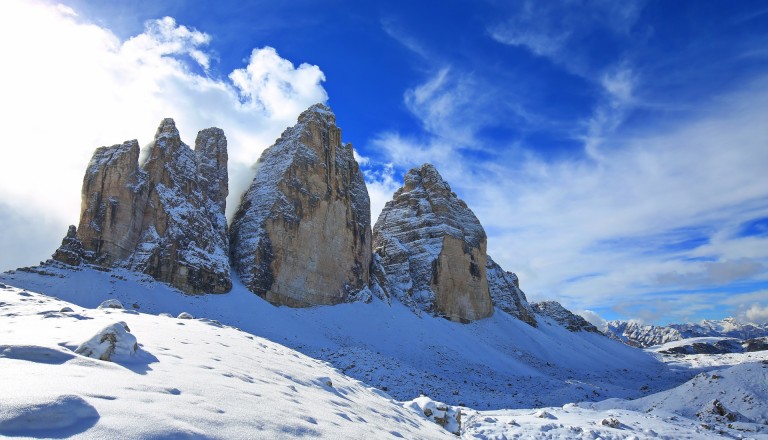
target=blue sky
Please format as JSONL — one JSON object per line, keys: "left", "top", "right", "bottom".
{"left": 1, "top": 0, "right": 767, "bottom": 325}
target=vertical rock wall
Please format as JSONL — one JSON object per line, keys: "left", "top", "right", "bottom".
{"left": 372, "top": 164, "right": 493, "bottom": 322}
{"left": 229, "top": 104, "right": 371, "bottom": 306}
{"left": 54, "top": 119, "right": 231, "bottom": 294}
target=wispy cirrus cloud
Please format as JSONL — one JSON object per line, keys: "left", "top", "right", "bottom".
{"left": 366, "top": 55, "right": 768, "bottom": 324}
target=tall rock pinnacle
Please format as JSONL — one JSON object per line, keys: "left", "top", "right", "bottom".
{"left": 53, "top": 119, "right": 231, "bottom": 294}
{"left": 372, "top": 164, "right": 494, "bottom": 322}
{"left": 229, "top": 103, "right": 372, "bottom": 306}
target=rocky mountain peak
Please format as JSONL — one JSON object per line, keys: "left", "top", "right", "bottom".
{"left": 533, "top": 301, "right": 600, "bottom": 333}
{"left": 486, "top": 256, "right": 537, "bottom": 326}
{"left": 373, "top": 163, "right": 493, "bottom": 322}
{"left": 297, "top": 103, "right": 336, "bottom": 125}
{"left": 155, "top": 117, "right": 180, "bottom": 139}
{"left": 229, "top": 103, "right": 371, "bottom": 306}
{"left": 53, "top": 119, "right": 231, "bottom": 294}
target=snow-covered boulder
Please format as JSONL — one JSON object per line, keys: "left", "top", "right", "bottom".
{"left": 177, "top": 312, "right": 194, "bottom": 320}
{"left": 97, "top": 299, "right": 124, "bottom": 310}
{"left": 403, "top": 395, "right": 461, "bottom": 435}
{"left": 75, "top": 322, "right": 138, "bottom": 361}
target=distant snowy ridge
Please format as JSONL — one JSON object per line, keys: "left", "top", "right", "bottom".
{"left": 604, "top": 318, "right": 768, "bottom": 348}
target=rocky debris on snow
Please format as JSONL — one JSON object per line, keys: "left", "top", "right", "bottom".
{"left": 599, "top": 416, "right": 621, "bottom": 428}
{"left": 744, "top": 337, "right": 768, "bottom": 352}
{"left": 75, "top": 322, "right": 138, "bottom": 361}
{"left": 373, "top": 163, "right": 493, "bottom": 323}
{"left": 97, "top": 299, "right": 124, "bottom": 310}
{"left": 486, "top": 256, "right": 536, "bottom": 326}
{"left": 533, "top": 301, "right": 601, "bottom": 333}
{"left": 53, "top": 119, "right": 231, "bottom": 294}
{"left": 403, "top": 395, "right": 461, "bottom": 435}
{"left": 534, "top": 410, "right": 556, "bottom": 419}
{"left": 229, "top": 103, "right": 371, "bottom": 306}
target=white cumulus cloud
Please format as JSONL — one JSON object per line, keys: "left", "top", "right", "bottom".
{"left": 0, "top": 0, "right": 328, "bottom": 270}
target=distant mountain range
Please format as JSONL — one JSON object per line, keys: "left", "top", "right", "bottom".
{"left": 602, "top": 318, "right": 768, "bottom": 348}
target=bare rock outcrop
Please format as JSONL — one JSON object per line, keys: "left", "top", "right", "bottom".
{"left": 229, "top": 103, "right": 371, "bottom": 306}
{"left": 53, "top": 119, "right": 231, "bottom": 294}
{"left": 486, "top": 256, "right": 537, "bottom": 326}
{"left": 372, "top": 163, "right": 493, "bottom": 322}
{"left": 532, "top": 301, "right": 601, "bottom": 333}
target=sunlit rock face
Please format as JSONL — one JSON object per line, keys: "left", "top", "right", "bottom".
{"left": 53, "top": 119, "right": 231, "bottom": 294}
{"left": 372, "top": 163, "right": 493, "bottom": 323}
{"left": 229, "top": 103, "right": 372, "bottom": 306}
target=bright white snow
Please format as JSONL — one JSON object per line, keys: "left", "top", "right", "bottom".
{"left": 0, "top": 285, "right": 453, "bottom": 439}
{"left": 2, "top": 267, "right": 767, "bottom": 439}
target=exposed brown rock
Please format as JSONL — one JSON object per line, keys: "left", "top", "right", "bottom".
{"left": 229, "top": 103, "right": 371, "bottom": 306}
{"left": 51, "top": 225, "right": 85, "bottom": 266}
{"left": 372, "top": 163, "right": 493, "bottom": 322}
{"left": 54, "top": 119, "right": 231, "bottom": 294}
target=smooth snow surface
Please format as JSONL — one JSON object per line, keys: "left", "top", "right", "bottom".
{"left": 0, "top": 285, "right": 453, "bottom": 439}
{"left": 2, "top": 265, "right": 667, "bottom": 409}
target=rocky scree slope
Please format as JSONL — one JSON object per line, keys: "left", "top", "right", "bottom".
{"left": 53, "top": 119, "right": 230, "bottom": 294}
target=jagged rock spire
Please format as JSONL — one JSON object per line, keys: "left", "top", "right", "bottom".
{"left": 54, "top": 119, "right": 231, "bottom": 294}
{"left": 229, "top": 103, "right": 372, "bottom": 306}
{"left": 372, "top": 163, "right": 493, "bottom": 322}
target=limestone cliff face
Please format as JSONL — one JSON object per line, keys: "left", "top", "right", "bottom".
{"left": 54, "top": 119, "right": 231, "bottom": 294}
{"left": 229, "top": 103, "right": 371, "bottom": 306}
{"left": 486, "top": 256, "right": 537, "bottom": 326}
{"left": 372, "top": 164, "right": 493, "bottom": 322}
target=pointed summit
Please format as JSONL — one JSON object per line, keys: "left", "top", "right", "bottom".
{"left": 54, "top": 119, "right": 231, "bottom": 294}
{"left": 229, "top": 103, "right": 371, "bottom": 306}
{"left": 372, "top": 163, "right": 493, "bottom": 322}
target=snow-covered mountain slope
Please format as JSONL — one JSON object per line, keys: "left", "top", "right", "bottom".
{"left": 588, "top": 356, "right": 768, "bottom": 437}
{"left": 461, "top": 349, "right": 768, "bottom": 439}
{"left": 1, "top": 265, "right": 669, "bottom": 410}
{"left": 0, "top": 284, "right": 454, "bottom": 439}
{"left": 4, "top": 275, "right": 767, "bottom": 439}
{"left": 604, "top": 318, "right": 768, "bottom": 348}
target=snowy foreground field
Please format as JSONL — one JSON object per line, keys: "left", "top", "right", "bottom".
{"left": 1, "top": 267, "right": 767, "bottom": 439}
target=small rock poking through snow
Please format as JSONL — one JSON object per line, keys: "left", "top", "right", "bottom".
{"left": 177, "top": 312, "right": 194, "bottom": 319}
{"left": 97, "top": 299, "right": 124, "bottom": 310}
{"left": 404, "top": 395, "right": 462, "bottom": 435}
{"left": 75, "top": 322, "right": 137, "bottom": 361}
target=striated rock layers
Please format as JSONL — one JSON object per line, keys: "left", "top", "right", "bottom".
{"left": 229, "top": 104, "right": 372, "bottom": 306}
{"left": 486, "top": 256, "right": 537, "bottom": 326}
{"left": 372, "top": 164, "right": 493, "bottom": 323}
{"left": 53, "top": 119, "right": 231, "bottom": 294}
